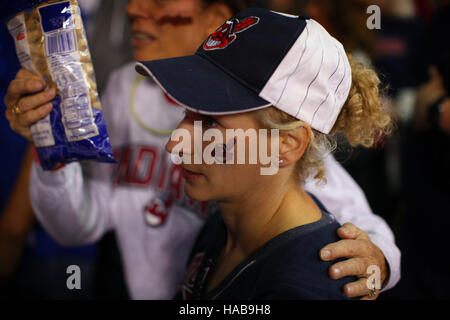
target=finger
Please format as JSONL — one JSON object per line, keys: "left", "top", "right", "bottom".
{"left": 337, "top": 223, "right": 359, "bottom": 239}
{"left": 17, "top": 103, "right": 53, "bottom": 127}
{"left": 360, "top": 294, "right": 378, "bottom": 301}
{"left": 5, "top": 78, "right": 46, "bottom": 106}
{"left": 17, "top": 88, "right": 56, "bottom": 113}
{"left": 16, "top": 68, "right": 41, "bottom": 80}
{"left": 328, "top": 257, "right": 372, "bottom": 279}
{"left": 5, "top": 109, "right": 34, "bottom": 142}
{"left": 343, "top": 278, "right": 378, "bottom": 299}
{"left": 320, "top": 239, "right": 373, "bottom": 261}
{"left": 5, "top": 108, "right": 13, "bottom": 122}
{"left": 337, "top": 223, "right": 370, "bottom": 241}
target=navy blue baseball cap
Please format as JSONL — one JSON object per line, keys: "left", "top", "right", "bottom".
{"left": 136, "top": 8, "right": 351, "bottom": 134}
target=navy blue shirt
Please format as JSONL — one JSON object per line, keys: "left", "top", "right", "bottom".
{"left": 179, "top": 199, "right": 356, "bottom": 300}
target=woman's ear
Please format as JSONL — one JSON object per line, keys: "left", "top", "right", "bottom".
{"left": 278, "top": 124, "right": 311, "bottom": 166}
{"left": 202, "top": 3, "right": 234, "bottom": 37}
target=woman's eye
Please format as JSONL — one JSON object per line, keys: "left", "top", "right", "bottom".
{"left": 204, "top": 116, "right": 219, "bottom": 128}
{"left": 184, "top": 111, "right": 220, "bottom": 128}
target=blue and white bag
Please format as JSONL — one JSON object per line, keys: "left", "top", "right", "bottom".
{"left": 1, "top": 0, "right": 114, "bottom": 169}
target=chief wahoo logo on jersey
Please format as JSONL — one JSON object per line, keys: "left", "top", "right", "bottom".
{"left": 203, "top": 16, "right": 260, "bottom": 51}
{"left": 144, "top": 191, "right": 175, "bottom": 227}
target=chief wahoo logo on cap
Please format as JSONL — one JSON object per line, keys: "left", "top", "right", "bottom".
{"left": 203, "top": 16, "right": 259, "bottom": 51}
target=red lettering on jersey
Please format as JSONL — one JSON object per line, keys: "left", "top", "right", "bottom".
{"left": 113, "top": 148, "right": 121, "bottom": 161}
{"left": 113, "top": 145, "right": 161, "bottom": 187}
{"left": 113, "top": 146, "right": 132, "bottom": 186}
{"left": 156, "top": 156, "right": 167, "bottom": 191}
{"left": 130, "top": 146, "right": 158, "bottom": 186}
{"left": 169, "top": 165, "right": 183, "bottom": 202}
{"left": 113, "top": 146, "right": 212, "bottom": 221}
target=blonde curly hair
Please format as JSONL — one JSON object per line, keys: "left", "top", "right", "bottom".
{"left": 253, "top": 53, "right": 393, "bottom": 183}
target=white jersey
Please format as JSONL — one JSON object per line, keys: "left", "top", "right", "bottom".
{"left": 29, "top": 62, "right": 400, "bottom": 299}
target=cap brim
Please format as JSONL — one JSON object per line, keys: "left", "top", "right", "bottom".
{"left": 136, "top": 54, "right": 271, "bottom": 115}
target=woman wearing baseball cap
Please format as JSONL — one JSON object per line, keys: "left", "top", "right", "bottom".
{"left": 138, "top": 8, "right": 393, "bottom": 299}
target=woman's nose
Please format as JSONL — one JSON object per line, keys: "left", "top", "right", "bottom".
{"left": 127, "top": 0, "right": 159, "bottom": 20}
{"left": 127, "top": 0, "right": 145, "bottom": 18}
{"left": 165, "top": 118, "right": 194, "bottom": 156}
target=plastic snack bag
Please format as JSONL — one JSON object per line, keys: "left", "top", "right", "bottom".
{"left": 1, "top": 0, "right": 115, "bottom": 169}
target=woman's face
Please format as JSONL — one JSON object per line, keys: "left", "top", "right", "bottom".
{"left": 127, "top": 0, "right": 223, "bottom": 61}
{"left": 165, "top": 111, "right": 279, "bottom": 203}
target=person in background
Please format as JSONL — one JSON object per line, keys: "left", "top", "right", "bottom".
{"left": 79, "top": 0, "right": 133, "bottom": 94}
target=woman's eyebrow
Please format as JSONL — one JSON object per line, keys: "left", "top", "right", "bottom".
{"left": 185, "top": 110, "right": 226, "bottom": 128}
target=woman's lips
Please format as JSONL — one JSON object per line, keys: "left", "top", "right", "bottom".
{"left": 182, "top": 167, "right": 203, "bottom": 181}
